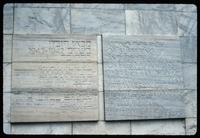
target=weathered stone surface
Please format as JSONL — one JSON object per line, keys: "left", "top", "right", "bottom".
{"left": 3, "top": 123, "right": 11, "bottom": 134}
{"left": 98, "top": 63, "right": 103, "bottom": 92}
{"left": 3, "top": 4, "right": 13, "bottom": 34}
{"left": 12, "top": 123, "right": 72, "bottom": 134}
{"left": 175, "top": 4, "right": 197, "bottom": 12}
{"left": 3, "top": 35, "right": 12, "bottom": 62}
{"left": 97, "top": 35, "right": 102, "bottom": 63}
{"left": 126, "top": 10, "right": 177, "bottom": 35}
{"left": 131, "top": 119, "right": 185, "bottom": 135}
{"left": 71, "top": 4, "right": 124, "bottom": 9}
{"left": 99, "top": 92, "right": 104, "bottom": 120}
{"left": 184, "top": 90, "right": 197, "bottom": 118}
{"left": 12, "top": 63, "right": 98, "bottom": 90}
{"left": 105, "top": 90, "right": 185, "bottom": 120}
{"left": 185, "top": 118, "right": 197, "bottom": 135}
{"left": 125, "top": 4, "right": 176, "bottom": 11}
{"left": 71, "top": 9, "right": 125, "bottom": 35}
{"left": 3, "top": 63, "right": 11, "bottom": 92}
{"left": 73, "top": 121, "right": 130, "bottom": 135}
{"left": 183, "top": 64, "right": 197, "bottom": 89}
{"left": 13, "top": 34, "right": 98, "bottom": 62}
{"left": 15, "top": 3, "right": 69, "bottom": 8}
{"left": 177, "top": 12, "right": 197, "bottom": 36}
{"left": 180, "top": 36, "right": 197, "bottom": 63}
{"left": 11, "top": 92, "right": 99, "bottom": 122}
{"left": 3, "top": 93, "right": 10, "bottom": 123}
{"left": 14, "top": 7, "right": 70, "bottom": 34}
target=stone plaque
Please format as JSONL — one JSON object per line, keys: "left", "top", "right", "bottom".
{"left": 11, "top": 34, "right": 99, "bottom": 122}
{"left": 103, "top": 36, "right": 185, "bottom": 120}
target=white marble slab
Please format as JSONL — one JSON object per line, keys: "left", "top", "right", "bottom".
{"left": 131, "top": 120, "right": 185, "bottom": 135}
{"left": 183, "top": 64, "right": 197, "bottom": 89}
{"left": 3, "top": 123, "right": 11, "bottom": 134}
{"left": 3, "top": 63, "right": 11, "bottom": 92}
{"left": 175, "top": 4, "right": 197, "bottom": 12}
{"left": 126, "top": 10, "right": 177, "bottom": 35}
{"left": 3, "top": 4, "right": 13, "bottom": 34}
{"left": 3, "top": 35, "right": 12, "bottom": 63}
{"left": 15, "top": 3, "right": 69, "bottom": 8}
{"left": 73, "top": 121, "right": 130, "bottom": 135}
{"left": 99, "top": 92, "right": 104, "bottom": 120}
{"left": 71, "top": 4, "right": 124, "bottom": 9}
{"left": 71, "top": 9, "right": 125, "bottom": 35}
{"left": 12, "top": 123, "right": 72, "bottom": 134}
{"left": 3, "top": 93, "right": 10, "bottom": 123}
{"left": 14, "top": 7, "right": 70, "bottom": 34}
{"left": 184, "top": 90, "right": 197, "bottom": 118}
{"left": 185, "top": 118, "right": 197, "bottom": 135}
{"left": 125, "top": 4, "right": 176, "bottom": 11}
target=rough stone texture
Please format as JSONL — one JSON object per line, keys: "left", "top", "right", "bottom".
{"left": 131, "top": 120, "right": 185, "bottom": 135}
{"left": 180, "top": 36, "right": 197, "bottom": 63}
{"left": 11, "top": 123, "right": 72, "bottom": 134}
{"left": 71, "top": 4, "right": 124, "bottom": 10}
{"left": 185, "top": 118, "right": 197, "bottom": 135}
{"left": 126, "top": 10, "right": 177, "bottom": 35}
{"left": 14, "top": 7, "right": 70, "bottom": 34}
{"left": 15, "top": 3, "right": 69, "bottom": 8}
{"left": 3, "top": 63, "right": 11, "bottom": 92}
{"left": 183, "top": 64, "right": 197, "bottom": 89}
{"left": 71, "top": 9, "right": 125, "bottom": 35}
{"left": 3, "top": 3, "right": 13, "bottom": 34}
{"left": 3, "top": 35, "right": 12, "bottom": 62}
{"left": 73, "top": 121, "right": 130, "bottom": 135}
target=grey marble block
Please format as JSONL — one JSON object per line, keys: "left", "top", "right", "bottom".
{"left": 180, "top": 36, "right": 197, "bottom": 63}
{"left": 11, "top": 123, "right": 72, "bottom": 134}
{"left": 71, "top": 4, "right": 124, "bottom": 10}
{"left": 183, "top": 64, "right": 197, "bottom": 89}
{"left": 125, "top": 4, "right": 176, "bottom": 11}
{"left": 14, "top": 7, "right": 70, "bottom": 34}
{"left": 175, "top": 4, "right": 197, "bottom": 12}
{"left": 3, "top": 63, "right": 11, "bottom": 92}
{"left": 3, "top": 93, "right": 11, "bottom": 123}
{"left": 73, "top": 121, "right": 130, "bottom": 135}
{"left": 71, "top": 9, "right": 125, "bottom": 35}
{"left": 126, "top": 10, "right": 177, "bottom": 35}
{"left": 177, "top": 12, "right": 197, "bottom": 36}
{"left": 185, "top": 118, "right": 197, "bottom": 135}
{"left": 3, "top": 4, "right": 13, "bottom": 34}
{"left": 103, "top": 35, "right": 181, "bottom": 63}
{"left": 3, "top": 35, "right": 12, "bottom": 63}
{"left": 105, "top": 90, "right": 186, "bottom": 121}
{"left": 3, "top": 123, "right": 11, "bottom": 134}
{"left": 131, "top": 119, "right": 185, "bottom": 135}
{"left": 15, "top": 3, "right": 69, "bottom": 8}
{"left": 184, "top": 90, "right": 197, "bottom": 118}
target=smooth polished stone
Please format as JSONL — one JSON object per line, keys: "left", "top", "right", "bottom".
{"left": 3, "top": 93, "right": 11, "bottom": 123}
{"left": 184, "top": 90, "right": 197, "bottom": 118}
{"left": 99, "top": 92, "right": 104, "bottom": 120}
{"left": 3, "top": 4, "right": 13, "bottom": 34}
{"left": 177, "top": 12, "right": 197, "bottom": 36}
{"left": 98, "top": 63, "right": 103, "bottom": 92}
{"left": 3, "top": 63, "right": 11, "bottom": 92}
{"left": 11, "top": 123, "right": 72, "bottom": 134}
{"left": 14, "top": 8, "right": 70, "bottom": 34}
{"left": 3, "top": 35, "right": 12, "bottom": 62}
{"left": 15, "top": 3, "right": 69, "bottom": 8}
{"left": 11, "top": 92, "right": 99, "bottom": 122}
{"left": 3, "top": 123, "right": 11, "bottom": 134}
{"left": 13, "top": 34, "right": 98, "bottom": 62}
{"left": 97, "top": 35, "right": 102, "bottom": 63}
{"left": 185, "top": 118, "right": 197, "bottom": 135}
{"left": 175, "top": 4, "right": 197, "bottom": 12}
{"left": 131, "top": 120, "right": 185, "bottom": 135}
{"left": 73, "top": 121, "right": 130, "bottom": 135}
{"left": 105, "top": 90, "right": 186, "bottom": 120}
{"left": 180, "top": 36, "right": 197, "bottom": 63}
{"left": 125, "top": 4, "right": 176, "bottom": 11}
{"left": 183, "top": 64, "right": 197, "bottom": 89}
{"left": 71, "top": 9, "right": 125, "bottom": 35}
{"left": 71, "top": 4, "right": 124, "bottom": 9}
{"left": 126, "top": 10, "right": 177, "bottom": 35}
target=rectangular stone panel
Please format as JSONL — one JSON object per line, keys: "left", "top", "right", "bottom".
{"left": 105, "top": 90, "right": 186, "bottom": 120}
{"left": 12, "top": 63, "right": 98, "bottom": 91}
{"left": 11, "top": 92, "right": 98, "bottom": 122}
{"left": 3, "top": 4, "right": 13, "bottom": 34}
{"left": 13, "top": 34, "right": 97, "bottom": 62}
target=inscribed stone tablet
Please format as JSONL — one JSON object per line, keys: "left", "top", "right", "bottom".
{"left": 13, "top": 34, "right": 97, "bottom": 62}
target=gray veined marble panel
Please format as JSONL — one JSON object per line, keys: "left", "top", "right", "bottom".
{"left": 175, "top": 4, "right": 197, "bottom": 12}
{"left": 177, "top": 12, "right": 197, "bottom": 36}
{"left": 3, "top": 35, "right": 12, "bottom": 62}
{"left": 126, "top": 10, "right": 177, "bottom": 35}
{"left": 3, "top": 4, "right": 13, "bottom": 34}
{"left": 13, "top": 34, "right": 98, "bottom": 62}
{"left": 11, "top": 92, "right": 99, "bottom": 122}
{"left": 71, "top": 4, "right": 124, "bottom": 10}
{"left": 15, "top": 3, "right": 69, "bottom": 8}
{"left": 3, "top": 63, "right": 11, "bottom": 92}
{"left": 103, "top": 35, "right": 181, "bottom": 63}
{"left": 185, "top": 118, "right": 197, "bottom": 135}
{"left": 183, "top": 64, "right": 197, "bottom": 89}
{"left": 104, "top": 62, "right": 183, "bottom": 90}
{"left": 14, "top": 7, "right": 70, "bottom": 34}
{"left": 184, "top": 90, "right": 197, "bottom": 118}
{"left": 105, "top": 90, "right": 186, "bottom": 120}
{"left": 71, "top": 9, "right": 125, "bottom": 35}
{"left": 125, "top": 4, "right": 176, "bottom": 11}
{"left": 180, "top": 36, "right": 197, "bottom": 63}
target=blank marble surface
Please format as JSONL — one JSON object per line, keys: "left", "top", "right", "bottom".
{"left": 183, "top": 64, "right": 197, "bottom": 89}
{"left": 125, "top": 4, "right": 176, "bottom": 11}
{"left": 131, "top": 120, "right": 185, "bottom": 135}
{"left": 15, "top": 3, "right": 69, "bottom": 8}
{"left": 71, "top": 4, "right": 124, "bottom": 9}
{"left": 99, "top": 92, "right": 104, "bottom": 120}
{"left": 73, "top": 121, "right": 130, "bottom": 135}
{"left": 3, "top": 93, "right": 10, "bottom": 123}
{"left": 185, "top": 118, "right": 197, "bottom": 135}
{"left": 11, "top": 123, "right": 72, "bottom": 134}
{"left": 175, "top": 4, "right": 197, "bottom": 12}
{"left": 3, "top": 4, "right": 13, "bottom": 34}
{"left": 180, "top": 36, "right": 197, "bottom": 63}
{"left": 3, "top": 35, "right": 12, "bottom": 62}
{"left": 14, "top": 7, "right": 70, "bottom": 34}
{"left": 126, "top": 10, "right": 177, "bottom": 35}
{"left": 3, "top": 123, "right": 11, "bottom": 134}
{"left": 177, "top": 12, "right": 197, "bottom": 36}
{"left": 71, "top": 9, "right": 125, "bottom": 35}
{"left": 3, "top": 63, "right": 11, "bottom": 92}
{"left": 184, "top": 90, "right": 197, "bottom": 118}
